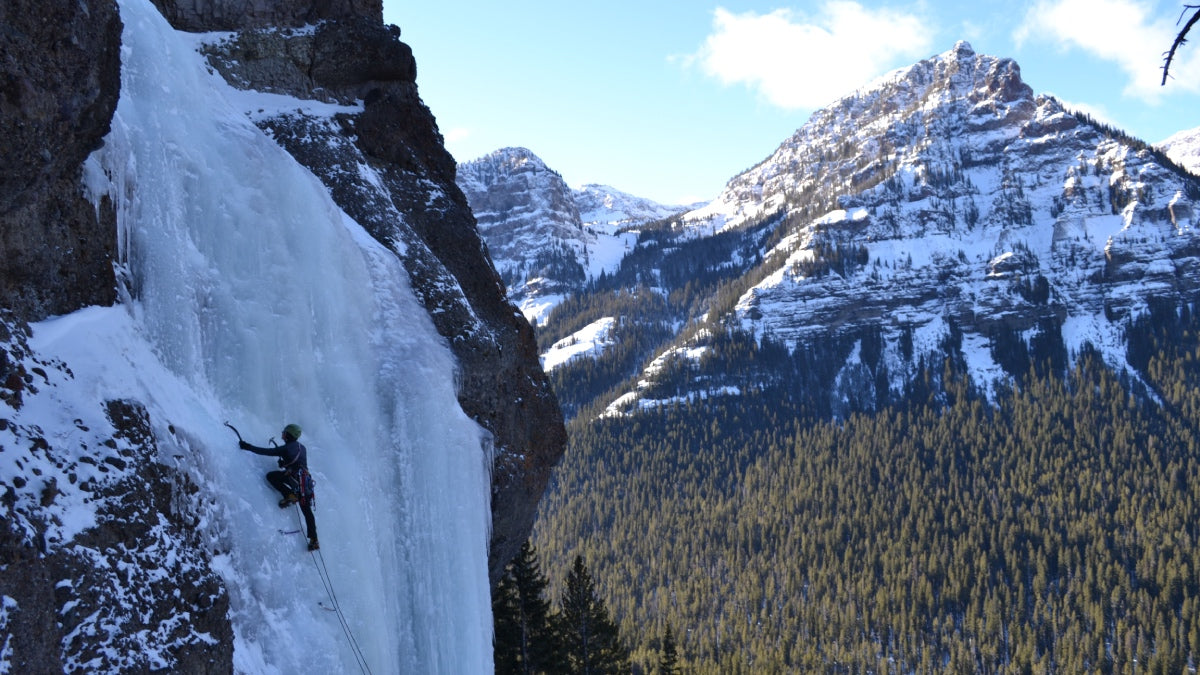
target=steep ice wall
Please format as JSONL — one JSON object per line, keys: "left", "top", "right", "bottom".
{"left": 72, "top": 0, "right": 493, "bottom": 671}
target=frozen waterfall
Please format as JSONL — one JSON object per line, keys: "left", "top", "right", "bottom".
{"left": 79, "top": 0, "right": 494, "bottom": 671}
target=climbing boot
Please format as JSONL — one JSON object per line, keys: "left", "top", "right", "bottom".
{"left": 308, "top": 538, "right": 320, "bottom": 551}
{"left": 278, "top": 494, "right": 299, "bottom": 508}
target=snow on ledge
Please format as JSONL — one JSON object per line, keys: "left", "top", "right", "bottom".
{"left": 541, "top": 317, "right": 617, "bottom": 372}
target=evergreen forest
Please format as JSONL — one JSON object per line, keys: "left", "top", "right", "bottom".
{"left": 514, "top": 297, "right": 1200, "bottom": 673}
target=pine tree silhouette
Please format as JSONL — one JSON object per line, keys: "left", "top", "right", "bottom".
{"left": 658, "top": 624, "right": 678, "bottom": 675}
{"left": 555, "top": 555, "right": 629, "bottom": 674}
{"left": 493, "top": 540, "right": 555, "bottom": 675}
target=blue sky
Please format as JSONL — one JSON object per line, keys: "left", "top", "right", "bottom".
{"left": 383, "top": 1, "right": 1200, "bottom": 205}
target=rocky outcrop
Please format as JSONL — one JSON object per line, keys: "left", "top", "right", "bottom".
{"left": 198, "top": 19, "right": 416, "bottom": 105}
{"left": 0, "top": 0, "right": 121, "bottom": 322}
{"left": 0, "top": 318, "right": 232, "bottom": 672}
{"left": 149, "top": 0, "right": 381, "bottom": 31}
{"left": 192, "top": 15, "right": 566, "bottom": 584}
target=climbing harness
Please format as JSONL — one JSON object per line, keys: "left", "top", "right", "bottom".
{"left": 294, "top": 467, "right": 315, "bottom": 508}
{"left": 291, "top": 507, "right": 374, "bottom": 675}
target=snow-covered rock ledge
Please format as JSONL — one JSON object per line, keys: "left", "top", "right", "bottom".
{"left": 0, "top": 311, "right": 231, "bottom": 673}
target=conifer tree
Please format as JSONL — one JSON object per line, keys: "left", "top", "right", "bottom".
{"left": 555, "top": 555, "right": 630, "bottom": 674}
{"left": 493, "top": 540, "right": 555, "bottom": 675}
{"left": 658, "top": 625, "right": 678, "bottom": 675}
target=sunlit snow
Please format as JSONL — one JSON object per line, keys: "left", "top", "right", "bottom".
{"left": 541, "top": 317, "right": 616, "bottom": 372}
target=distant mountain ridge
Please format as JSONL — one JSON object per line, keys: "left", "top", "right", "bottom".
{"left": 529, "top": 41, "right": 1200, "bottom": 673}
{"left": 573, "top": 183, "right": 697, "bottom": 227}
{"left": 457, "top": 147, "right": 688, "bottom": 322}
{"left": 500, "top": 41, "right": 1200, "bottom": 421}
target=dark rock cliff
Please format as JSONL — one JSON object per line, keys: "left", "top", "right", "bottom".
{"left": 148, "top": 0, "right": 383, "bottom": 31}
{"left": 0, "top": 0, "right": 121, "bottom": 322}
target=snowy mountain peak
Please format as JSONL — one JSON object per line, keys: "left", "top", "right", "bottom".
{"left": 456, "top": 146, "right": 560, "bottom": 193}
{"left": 951, "top": 39, "right": 975, "bottom": 57}
{"left": 458, "top": 150, "right": 675, "bottom": 322}
{"left": 1160, "top": 125, "right": 1200, "bottom": 174}
{"left": 594, "top": 42, "right": 1200, "bottom": 418}
{"left": 573, "top": 183, "right": 691, "bottom": 227}
{"left": 684, "top": 42, "right": 1038, "bottom": 233}
{"left": 845, "top": 39, "right": 1031, "bottom": 130}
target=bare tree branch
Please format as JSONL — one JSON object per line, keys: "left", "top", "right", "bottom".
{"left": 1163, "top": 4, "right": 1200, "bottom": 85}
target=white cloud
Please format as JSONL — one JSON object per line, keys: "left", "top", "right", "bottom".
{"left": 958, "top": 20, "right": 986, "bottom": 45}
{"left": 684, "top": 2, "right": 934, "bottom": 110}
{"left": 443, "top": 127, "right": 472, "bottom": 145}
{"left": 1015, "top": 0, "right": 1200, "bottom": 99}
{"left": 1052, "top": 96, "right": 1120, "bottom": 127}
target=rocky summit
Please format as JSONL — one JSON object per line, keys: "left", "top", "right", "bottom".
{"left": 457, "top": 148, "right": 592, "bottom": 316}
{"left": 595, "top": 41, "right": 1200, "bottom": 416}
{"left": 457, "top": 147, "right": 688, "bottom": 322}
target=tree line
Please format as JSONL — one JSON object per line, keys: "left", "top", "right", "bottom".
{"left": 530, "top": 296, "right": 1200, "bottom": 673}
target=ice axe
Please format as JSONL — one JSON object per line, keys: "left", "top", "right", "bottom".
{"left": 225, "top": 421, "right": 279, "bottom": 447}
{"left": 223, "top": 421, "right": 245, "bottom": 444}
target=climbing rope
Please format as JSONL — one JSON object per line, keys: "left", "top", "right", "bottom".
{"left": 294, "top": 508, "right": 375, "bottom": 675}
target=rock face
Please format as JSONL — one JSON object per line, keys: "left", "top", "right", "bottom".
{"left": 456, "top": 148, "right": 687, "bottom": 321}
{"left": 149, "top": 0, "right": 381, "bottom": 31}
{"left": 0, "top": 4, "right": 224, "bottom": 667}
{"left": 0, "top": 318, "right": 232, "bottom": 672}
{"left": 199, "top": 19, "right": 417, "bottom": 105}
{"left": 0, "top": 0, "right": 121, "bottom": 322}
{"left": 458, "top": 148, "right": 592, "bottom": 309}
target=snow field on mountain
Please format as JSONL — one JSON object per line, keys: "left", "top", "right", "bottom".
{"left": 1160, "top": 126, "right": 1200, "bottom": 174}
{"left": 541, "top": 317, "right": 617, "bottom": 372}
{"left": 583, "top": 223, "right": 640, "bottom": 281}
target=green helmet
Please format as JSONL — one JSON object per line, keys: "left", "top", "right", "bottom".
{"left": 282, "top": 423, "right": 302, "bottom": 441}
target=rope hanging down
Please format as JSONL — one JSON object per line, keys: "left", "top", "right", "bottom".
{"left": 293, "top": 508, "right": 375, "bottom": 675}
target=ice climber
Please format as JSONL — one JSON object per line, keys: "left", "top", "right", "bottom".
{"left": 240, "top": 423, "right": 319, "bottom": 551}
